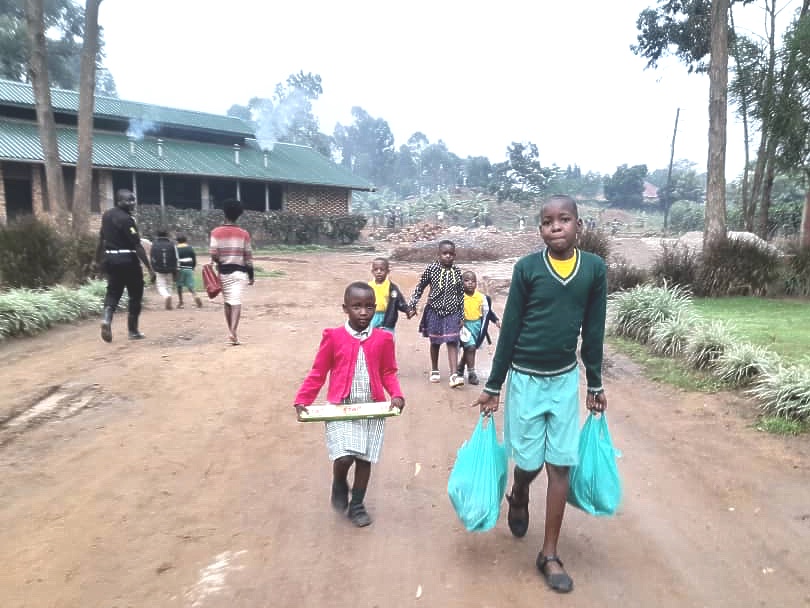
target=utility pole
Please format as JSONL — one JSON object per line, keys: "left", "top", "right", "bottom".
{"left": 664, "top": 107, "right": 680, "bottom": 232}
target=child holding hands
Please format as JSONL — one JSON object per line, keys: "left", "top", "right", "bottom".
{"left": 294, "top": 282, "right": 405, "bottom": 527}
{"left": 457, "top": 270, "right": 501, "bottom": 385}
{"left": 408, "top": 239, "right": 465, "bottom": 387}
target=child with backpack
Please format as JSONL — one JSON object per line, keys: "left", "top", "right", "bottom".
{"left": 150, "top": 229, "right": 179, "bottom": 310}
{"left": 457, "top": 270, "right": 501, "bottom": 385}
{"left": 175, "top": 234, "right": 202, "bottom": 308}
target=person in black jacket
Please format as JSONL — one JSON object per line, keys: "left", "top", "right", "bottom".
{"left": 95, "top": 189, "right": 155, "bottom": 342}
{"left": 368, "top": 258, "right": 410, "bottom": 333}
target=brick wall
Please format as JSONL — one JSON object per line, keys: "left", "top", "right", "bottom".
{"left": 285, "top": 185, "right": 350, "bottom": 216}
{"left": 31, "top": 166, "right": 46, "bottom": 219}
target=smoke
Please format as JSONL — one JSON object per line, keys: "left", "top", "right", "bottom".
{"left": 254, "top": 88, "right": 308, "bottom": 152}
{"left": 127, "top": 119, "right": 156, "bottom": 140}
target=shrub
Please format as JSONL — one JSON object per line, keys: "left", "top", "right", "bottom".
{"left": 783, "top": 245, "right": 810, "bottom": 296}
{"left": 748, "top": 364, "right": 810, "bottom": 421}
{"left": 607, "top": 283, "right": 693, "bottom": 343}
{"left": 684, "top": 320, "right": 735, "bottom": 370}
{"left": 62, "top": 233, "right": 101, "bottom": 284}
{"left": 711, "top": 342, "right": 778, "bottom": 387}
{"left": 648, "top": 313, "right": 698, "bottom": 357}
{"left": 607, "top": 255, "right": 648, "bottom": 293}
{"left": 651, "top": 241, "right": 700, "bottom": 288}
{"left": 577, "top": 229, "right": 610, "bottom": 260}
{"left": 695, "top": 237, "right": 782, "bottom": 296}
{"left": 668, "top": 201, "right": 704, "bottom": 233}
{"left": 0, "top": 216, "right": 66, "bottom": 288}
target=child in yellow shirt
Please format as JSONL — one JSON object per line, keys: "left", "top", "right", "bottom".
{"left": 457, "top": 271, "right": 501, "bottom": 385}
{"left": 368, "top": 257, "right": 410, "bottom": 333}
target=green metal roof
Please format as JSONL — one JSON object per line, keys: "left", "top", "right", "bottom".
{"left": 0, "top": 78, "right": 254, "bottom": 137}
{"left": 0, "top": 118, "right": 374, "bottom": 191}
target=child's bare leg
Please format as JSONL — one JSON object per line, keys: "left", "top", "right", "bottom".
{"left": 429, "top": 344, "right": 440, "bottom": 371}
{"left": 331, "top": 456, "right": 353, "bottom": 512}
{"left": 465, "top": 347, "right": 479, "bottom": 384}
{"left": 348, "top": 459, "right": 372, "bottom": 527}
{"left": 540, "top": 463, "right": 571, "bottom": 573}
{"left": 446, "top": 342, "right": 459, "bottom": 375}
{"left": 177, "top": 285, "right": 184, "bottom": 307}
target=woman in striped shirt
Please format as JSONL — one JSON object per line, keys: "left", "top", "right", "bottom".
{"left": 209, "top": 199, "right": 254, "bottom": 345}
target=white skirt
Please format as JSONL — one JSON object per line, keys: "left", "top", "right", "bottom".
{"left": 220, "top": 271, "right": 248, "bottom": 305}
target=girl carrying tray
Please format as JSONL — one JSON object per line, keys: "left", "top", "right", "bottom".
{"left": 294, "top": 281, "right": 406, "bottom": 528}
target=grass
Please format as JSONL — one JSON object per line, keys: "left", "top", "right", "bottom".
{"left": 756, "top": 416, "right": 809, "bottom": 435}
{"left": 692, "top": 297, "right": 810, "bottom": 365}
{"left": 609, "top": 336, "right": 728, "bottom": 392}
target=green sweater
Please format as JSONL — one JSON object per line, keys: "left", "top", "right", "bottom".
{"left": 484, "top": 249, "right": 607, "bottom": 395}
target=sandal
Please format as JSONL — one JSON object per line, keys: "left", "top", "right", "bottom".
{"left": 429, "top": 370, "right": 441, "bottom": 383}
{"left": 536, "top": 554, "right": 573, "bottom": 593}
{"left": 506, "top": 491, "right": 529, "bottom": 538}
{"left": 347, "top": 502, "right": 372, "bottom": 527}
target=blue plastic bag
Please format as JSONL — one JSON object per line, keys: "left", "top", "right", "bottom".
{"left": 567, "top": 413, "right": 622, "bottom": 516}
{"left": 447, "top": 414, "right": 508, "bottom": 532}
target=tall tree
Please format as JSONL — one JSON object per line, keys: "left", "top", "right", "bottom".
{"left": 72, "top": 0, "right": 101, "bottom": 235}
{"left": 705, "top": 0, "right": 729, "bottom": 249}
{"left": 604, "top": 164, "right": 649, "bottom": 208}
{"left": 1, "top": 0, "right": 114, "bottom": 92}
{"left": 490, "top": 142, "right": 555, "bottom": 209}
{"left": 332, "top": 107, "right": 396, "bottom": 187}
{"left": 25, "top": 0, "right": 67, "bottom": 220}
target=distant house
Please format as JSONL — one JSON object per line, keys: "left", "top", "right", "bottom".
{"left": 643, "top": 181, "right": 659, "bottom": 203}
{"left": 0, "top": 78, "right": 373, "bottom": 226}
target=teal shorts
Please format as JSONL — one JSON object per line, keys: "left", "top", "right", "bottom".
{"left": 176, "top": 267, "right": 195, "bottom": 289}
{"left": 371, "top": 311, "right": 385, "bottom": 328}
{"left": 503, "top": 367, "right": 580, "bottom": 470}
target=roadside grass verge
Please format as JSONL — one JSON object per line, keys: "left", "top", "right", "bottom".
{"left": 692, "top": 297, "right": 810, "bottom": 365}
{"left": 609, "top": 285, "right": 810, "bottom": 433}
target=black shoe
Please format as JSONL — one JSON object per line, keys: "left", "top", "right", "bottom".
{"left": 127, "top": 314, "right": 145, "bottom": 340}
{"left": 468, "top": 371, "right": 480, "bottom": 385}
{"left": 506, "top": 491, "right": 529, "bottom": 538}
{"left": 348, "top": 502, "right": 372, "bottom": 527}
{"left": 100, "top": 306, "right": 114, "bottom": 343}
{"left": 331, "top": 481, "right": 349, "bottom": 512}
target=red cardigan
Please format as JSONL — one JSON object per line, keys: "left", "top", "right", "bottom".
{"left": 294, "top": 327, "right": 404, "bottom": 406}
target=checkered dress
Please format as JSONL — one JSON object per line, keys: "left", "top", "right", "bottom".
{"left": 324, "top": 327, "right": 386, "bottom": 463}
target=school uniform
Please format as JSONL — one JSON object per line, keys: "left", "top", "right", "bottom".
{"left": 294, "top": 322, "right": 403, "bottom": 463}
{"left": 369, "top": 279, "right": 409, "bottom": 331}
{"left": 484, "top": 248, "right": 607, "bottom": 469}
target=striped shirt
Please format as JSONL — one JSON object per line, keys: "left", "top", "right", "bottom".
{"left": 209, "top": 224, "right": 253, "bottom": 272}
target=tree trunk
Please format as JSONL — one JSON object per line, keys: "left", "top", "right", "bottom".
{"left": 729, "top": 6, "right": 753, "bottom": 231}
{"left": 801, "top": 187, "right": 810, "bottom": 248}
{"left": 73, "top": 0, "right": 102, "bottom": 236}
{"left": 705, "top": 0, "right": 729, "bottom": 250}
{"left": 756, "top": 139, "right": 778, "bottom": 239}
{"left": 25, "top": 0, "right": 67, "bottom": 222}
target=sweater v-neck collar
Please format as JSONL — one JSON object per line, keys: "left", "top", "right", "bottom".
{"left": 541, "top": 248, "right": 580, "bottom": 285}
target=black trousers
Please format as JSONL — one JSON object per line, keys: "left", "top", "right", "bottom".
{"left": 103, "top": 261, "right": 144, "bottom": 316}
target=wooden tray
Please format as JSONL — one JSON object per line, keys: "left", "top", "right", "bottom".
{"left": 297, "top": 401, "right": 401, "bottom": 422}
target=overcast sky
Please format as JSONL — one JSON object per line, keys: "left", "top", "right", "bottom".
{"left": 98, "top": 1, "right": 798, "bottom": 177}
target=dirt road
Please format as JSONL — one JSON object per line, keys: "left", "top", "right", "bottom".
{"left": 1, "top": 250, "right": 809, "bottom": 608}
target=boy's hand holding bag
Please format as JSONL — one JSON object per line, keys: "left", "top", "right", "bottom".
{"left": 447, "top": 414, "right": 508, "bottom": 532}
{"left": 567, "top": 412, "right": 622, "bottom": 516}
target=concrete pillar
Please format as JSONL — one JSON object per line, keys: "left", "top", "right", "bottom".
{"left": 201, "top": 179, "right": 210, "bottom": 210}
{"left": 0, "top": 163, "right": 6, "bottom": 225}
{"left": 159, "top": 174, "right": 165, "bottom": 209}
{"left": 236, "top": 179, "right": 241, "bottom": 201}
{"left": 264, "top": 183, "right": 269, "bottom": 212}
{"left": 131, "top": 172, "right": 137, "bottom": 198}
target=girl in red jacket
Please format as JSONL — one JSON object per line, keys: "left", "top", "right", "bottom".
{"left": 294, "top": 282, "right": 406, "bottom": 527}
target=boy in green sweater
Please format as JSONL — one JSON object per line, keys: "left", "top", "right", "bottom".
{"left": 473, "top": 194, "right": 608, "bottom": 594}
